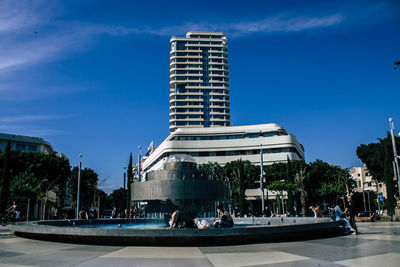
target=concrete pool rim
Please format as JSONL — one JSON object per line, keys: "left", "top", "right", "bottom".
{"left": 10, "top": 217, "right": 342, "bottom": 246}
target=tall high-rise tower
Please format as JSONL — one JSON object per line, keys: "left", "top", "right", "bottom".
{"left": 169, "top": 32, "right": 230, "bottom": 133}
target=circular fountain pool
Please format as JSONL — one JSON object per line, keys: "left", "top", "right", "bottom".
{"left": 10, "top": 217, "right": 342, "bottom": 246}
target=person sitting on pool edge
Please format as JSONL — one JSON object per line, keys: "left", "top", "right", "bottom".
{"left": 168, "top": 206, "right": 180, "bottom": 229}
{"left": 214, "top": 205, "right": 234, "bottom": 228}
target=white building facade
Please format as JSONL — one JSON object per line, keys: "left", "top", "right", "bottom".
{"left": 349, "top": 166, "right": 387, "bottom": 198}
{"left": 169, "top": 32, "right": 230, "bottom": 133}
{"left": 141, "top": 123, "right": 304, "bottom": 178}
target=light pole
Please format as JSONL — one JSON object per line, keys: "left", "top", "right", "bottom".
{"left": 375, "top": 180, "right": 381, "bottom": 214}
{"left": 123, "top": 166, "right": 127, "bottom": 218}
{"left": 362, "top": 184, "right": 367, "bottom": 211}
{"left": 76, "top": 154, "right": 82, "bottom": 219}
{"left": 123, "top": 166, "right": 127, "bottom": 189}
{"left": 363, "top": 182, "right": 371, "bottom": 211}
{"left": 389, "top": 118, "right": 400, "bottom": 199}
{"left": 138, "top": 146, "right": 142, "bottom": 182}
{"left": 259, "top": 143, "right": 265, "bottom": 213}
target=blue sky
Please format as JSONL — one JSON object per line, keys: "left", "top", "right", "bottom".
{"left": 1, "top": 0, "right": 399, "bottom": 193}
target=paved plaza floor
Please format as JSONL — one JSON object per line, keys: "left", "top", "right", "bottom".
{"left": 0, "top": 222, "right": 399, "bottom": 267}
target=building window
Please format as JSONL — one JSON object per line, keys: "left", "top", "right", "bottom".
{"left": 227, "top": 135, "right": 242, "bottom": 139}
{"left": 246, "top": 133, "right": 260, "bottom": 138}
{"left": 16, "top": 143, "right": 26, "bottom": 151}
{"left": 28, "top": 145, "right": 37, "bottom": 152}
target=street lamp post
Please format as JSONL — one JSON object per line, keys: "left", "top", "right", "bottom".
{"left": 138, "top": 146, "right": 142, "bottom": 182}
{"left": 122, "top": 166, "right": 128, "bottom": 217}
{"left": 260, "top": 144, "right": 265, "bottom": 213}
{"left": 389, "top": 118, "right": 400, "bottom": 199}
{"left": 76, "top": 154, "right": 82, "bottom": 219}
{"left": 362, "top": 184, "right": 367, "bottom": 211}
{"left": 123, "top": 166, "right": 127, "bottom": 218}
{"left": 124, "top": 167, "right": 127, "bottom": 190}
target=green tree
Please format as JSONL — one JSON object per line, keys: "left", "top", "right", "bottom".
{"left": 1, "top": 150, "right": 71, "bottom": 210}
{"left": 285, "top": 157, "right": 295, "bottom": 215}
{"left": 198, "top": 162, "right": 225, "bottom": 180}
{"left": 9, "top": 171, "right": 40, "bottom": 199}
{"left": 0, "top": 141, "right": 11, "bottom": 211}
{"left": 97, "top": 189, "right": 111, "bottom": 213}
{"left": 384, "top": 139, "right": 397, "bottom": 215}
{"left": 109, "top": 187, "right": 127, "bottom": 215}
{"left": 224, "top": 160, "right": 258, "bottom": 216}
{"left": 69, "top": 167, "right": 99, "bottom": 210}
{"left": 127, "top": 153, "right": 133, "bottom": 210}
{"left": 267, "top": 180, "right": 296, "bottom": 214}
{"left": 305, "top": 160, "right": 350, "bottom": 206}
{"left": 294, "top": 167, "right": 307, "bottom": 216}
{"left": 356, "top": 134, "right": 399, "bottom": 215}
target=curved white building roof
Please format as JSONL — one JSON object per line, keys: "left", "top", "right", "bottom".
{"left": 141, "top": 123, "right": 304, "bottom": 175}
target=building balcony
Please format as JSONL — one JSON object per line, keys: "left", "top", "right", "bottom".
{"left": 170, "top": 92, "right": 204, "bottom": 97}
{"left": 170, "top": 49, "right": 202, "bottom": 54}
{"left": 170, "top": 118, "right": 205, "bottom": 122}
{"left": 209, "top": 79, "right": 229, "bottom": 83}
{"left": 170, "top": 73, "right": 202, "bottom": 77}
{"left": 170, "top": 78, "right": 203, "bottom": 83}
{"left": 170, "top": 104, "right": 204, "bottom": 108}
{"left": 209, "top": 73, "right": 229, "bottom": 77}
{"left": 185, "top": 44, "right": 224, "bottom": 48}
{"left": 170, "top": 67, "right": 203, "bottom": 72}
{"left": 209, "top": 67, "right": 228, "bottom": 71}
{"left": 170, "top": 55, "right": 202, "bottom": 60}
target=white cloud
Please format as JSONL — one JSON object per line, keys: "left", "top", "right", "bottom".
{"left": 229, "top": 14, "right": 344, "bottom": 35}
{"left": 0, "top": 3, "right": 345, "bottom": 72}
{"left": 0, "top": 125, "right": 65, "bottom": 137}
{"left": 0, "top": 114, "right": 71, "bottom": 123}
{"left": 147, "top": 14, "right": 344, "bottom": 37}
{"left": 0, "top": 1, "right": 346, "bottom": 105}
{"left": 0, "top": 114, "right": 71, "bottom": 137}
{"left": 0, "top": 0, "right": 55, "bottom": 34}
{"left": 0, "top": 24, "right": 95, "bottom": 72}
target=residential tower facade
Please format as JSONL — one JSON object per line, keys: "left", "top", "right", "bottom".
{"left": 169, "top": 32, "right": 230, "bottom": 133}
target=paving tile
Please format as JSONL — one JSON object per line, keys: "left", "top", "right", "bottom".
{"left": 0, "top": 238, "right": 74, "bottom": 255}
{"left": 0, "top": 238, "right": 26, "bottom": 244}
{"left": 334, "top": 252, "right": 400, "bottom": 267}
{"left": 204, "top": 251, "right": 310, "bottom": 267}
{"left": 62, "top": 245, "right": 123, "bottom": 253}
{"left": 0, "top": 248, "right": 111, "bottom": 267}
{"left": 100, "top": 247, "right": 205, "bottom": 259}
{"left": 0, "top": 223, "right": 397, "bottom": 267}
{"left": 273, "top": 241, "right": 383, "bottom": 262}
{"left": 356, "top": 234, "right": 400, "bottom": 241}
{"left": 250, "top": 258, "right": 345, "bottom": 267}
{"left": 76, "top": 258, "right": 213, "bottom": 267}
{"left": 0, "top": 250, "right": 25, "bottom": 257}
{"left": 200, "top": 243, "right": 278, "bottom": 254}
{"left": 305, "top": 235, "right": 373, "bottom": 248}
{"left": 0, "top": 264, "right": 38, "bottom": 267}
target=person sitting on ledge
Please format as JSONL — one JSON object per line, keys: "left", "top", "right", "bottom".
{"left": 79, "top": 208, "right": 88, "bottom": 220}
{"left": 333, "top": 198, "right": 355, "bottom": 234}
{"left": 194, "top": 218, "right": 210, "bottom": 229}
{"left": 214, "top": 205, "right": 234, "bottom": 228}
{"left": 168, "top": 206, "right": 180, "bottom": 229}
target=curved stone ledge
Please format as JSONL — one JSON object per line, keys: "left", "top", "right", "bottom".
{"left": 10, "top": 218, "right": 342, "bottom": 246}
